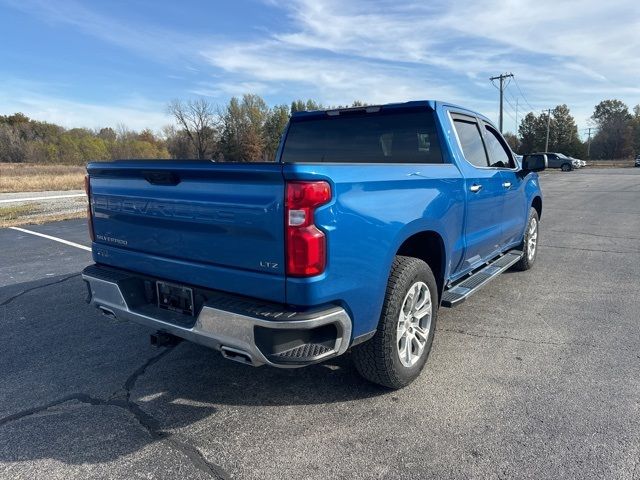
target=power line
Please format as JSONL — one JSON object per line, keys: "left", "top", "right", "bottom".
{"left": 504, "top": 108, "right": 518, "bottom": 124}
{"left": 503, "top": 108, "right": 517, "bottom": 123}
{"left": 504, "top": 88, "right": 519, "bottom": 104}
{"left": 502, "top": 95, "right": 521, "bottom": 132}
{"left": 505, "top": 92, "right": 522, "bottom": 118}
{"left": 512, "top": 76, "right": 536, "bottom": 112}
{"left": 504, "top": 95, "right": 518, "bottom": 114}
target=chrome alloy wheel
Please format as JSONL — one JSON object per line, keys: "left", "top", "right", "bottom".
{"left": 527, "top": 216, "right": 538, "bottom": 261}
{"left": 397, "top": 281, "right": 433, "bottom": 367}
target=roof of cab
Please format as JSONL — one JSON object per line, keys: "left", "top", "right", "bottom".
{"left": 291, "top": 100, "right": 437, "bottom": 119}
{"left": 291, "top": 100, "right": 491, "bottom": 124}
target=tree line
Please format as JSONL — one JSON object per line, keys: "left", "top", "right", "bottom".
{"left": 1, "top": 95, "right": 639, "bottom": 165}
{"left": 0, "top": 95, "right": 354, "bottom": 165}
{"left": 508, "top": 99, "right": 640, "bottom": 159}
{"left": 0, "top": 113, "right": 169, "bottom": 164}
{"left": 165, "top": 96, "right": 364, "bottom": 161}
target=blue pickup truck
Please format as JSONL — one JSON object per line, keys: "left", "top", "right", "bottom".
{"left": 83, "top": 101, "right": 546, "bottom": 389}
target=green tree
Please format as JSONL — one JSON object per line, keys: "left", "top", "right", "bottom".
{"left": 78, "top": 136, "right": 109, "bottom": 161}
{"left": 219, "top": 97, "right": 244, "bottom": 161}
{"left": 549, "top": 105, "right": 584, "bottom": 157}
{"left": 518, "top": 112, "right": 545, "bottom": 153}
{"left": 163, "top": 125, "right": 195, "bottom": 159}
{"left": 291, "top": 99, "right": 322, "bottom": 113}
{"left": 219, "top": 94, "right": 269, "bottom": 161}
{"left": 517, "top": 106, "right": 585, "bottom": 157}
{"left": 503, "top": 132, "right": 520, "bottom": 152}
{"left": 631, "top": 105, "right": 640, "bottom": 157}
{"left": 590, "top": 100, "right": 633, "bottom": 159}
{"left": 592, "top": 99, "right": 631, "bottom": 125}
{"left": 57, "top": 133, "right": 83, "bottom": 164}
{"left": 0, "top": 112, "right": 30, "bottom": 127}
{"left": 263, "top": 104, "right": 290, "bottom": 161}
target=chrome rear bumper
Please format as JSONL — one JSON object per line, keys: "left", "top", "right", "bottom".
{"left": 82, "top": 264, "right": 352, "bottom": 368}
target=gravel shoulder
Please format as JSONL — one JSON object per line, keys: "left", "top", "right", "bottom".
{"left": 0, "top": 190, "right": 86, "bottom": 227}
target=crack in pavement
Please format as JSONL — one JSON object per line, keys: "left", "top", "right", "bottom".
{"left": 436, "top": 327, "right": 602, "bottom": 350}
{"left": 546, "top": 229, "right": 640, "bottom": 241}
{"left": 439, "top": 327, "right": 639, "bottom": 356}
{"left": 0, "top": 346, "right": 229, "bottom": 479}
{"left": 0, "top": 273, "right": 81, "bottom": 307}
{"left": 539, "top": 244, "right": 639, "bottom": 255}
{"left": 0, "top": 392, "right": 104, "bottom": 428}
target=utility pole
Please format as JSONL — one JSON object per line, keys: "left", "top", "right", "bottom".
{"left": 489, "top": 72, "right": 514, "bottom": 133}
{"left": 544, "top": 108, "right": 552, "bottom": 152}
{"left": 515, "top": 98, "right": 519, "bottom": 133}
{"left": 586, "top": 127, "right": 592, "bottom": 158}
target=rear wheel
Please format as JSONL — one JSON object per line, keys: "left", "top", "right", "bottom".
{"left": 352, "top": 256, "right": 438, "bottom": 389}
{"left": 513, "top": 207, "right": 539, "bottom": 271}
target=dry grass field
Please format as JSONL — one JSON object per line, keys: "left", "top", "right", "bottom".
{"left": 0, "top": 209, "right": 85, "bottom": 228}
{"left": 0, "top": 204, "right": 37, "bottom": 222}
{"left": 0, "top": 163, "right": 85, "bottom": 193}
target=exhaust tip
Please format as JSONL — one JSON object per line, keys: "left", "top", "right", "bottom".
{"left": 221, "top": 346, "right": 254, "bottom": 366}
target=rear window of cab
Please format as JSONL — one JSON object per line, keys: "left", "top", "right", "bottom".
{"left": 282, "top": 109, "right": 443, "bottom": 164}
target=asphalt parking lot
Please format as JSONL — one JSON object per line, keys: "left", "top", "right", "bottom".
{"left": 1, "top": 168, "right": 639, "bottom": 479}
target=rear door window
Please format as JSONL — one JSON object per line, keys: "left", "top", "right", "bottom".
{"left": 281, "top": 109, "right": 443, "bottom": 164}
{"left": 453, "top": 119, "right": 489, "bottom": 168}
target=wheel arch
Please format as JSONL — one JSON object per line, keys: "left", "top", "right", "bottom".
{"left": 532, "top": 195, "right": 542, "bottom": 219}
{"left": 396, "top": 230, "right": 446, "bottom": 299}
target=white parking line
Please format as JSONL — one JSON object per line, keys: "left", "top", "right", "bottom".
{"left": 0, "top": 194, "right": 86, "bottom": 204}
{"left": 9, "top": 226, "right": 92, "bottom": 252}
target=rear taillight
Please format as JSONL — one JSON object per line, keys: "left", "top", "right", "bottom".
{"left": 84, "top": 174, "right": 95, "bottom": 242}
{"left": 285, "top": 181, "right": 331, "bottom": 277}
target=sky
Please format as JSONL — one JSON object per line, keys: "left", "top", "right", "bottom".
{"left": 1, "top": 0, "right": 639, "bottom": 137}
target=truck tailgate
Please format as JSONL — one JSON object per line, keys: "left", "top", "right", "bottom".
{"left": 87, "top": 161, "right": 285, "bottom": 301}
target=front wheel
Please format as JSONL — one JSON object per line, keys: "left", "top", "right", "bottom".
{"left": 561, "top": 163, "right": 572, "bottom": 171}
{"left": 352, "top": 256, "right": 438, "bottom": 389}
{"left": 513, "top": 207, "right": 539, "bottom": 271}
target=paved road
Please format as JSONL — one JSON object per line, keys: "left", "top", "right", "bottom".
{"left": 1, "top": 169, "right": 639, "bottom": 479}
{"left": 0, "top": 190, "right": 85, "bottom": 203}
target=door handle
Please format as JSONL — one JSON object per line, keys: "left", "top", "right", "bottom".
{"left": 502, "top": 181, "right": 512, "bottom": 188}
{"left": 470, "top": 184, "right": 482, "bottom": 193}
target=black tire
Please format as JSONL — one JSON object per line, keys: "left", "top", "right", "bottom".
{"left": 561, "top": 163, "right": 572, "bottom": 171}
{"left": 352, "top": 256, "right": 438, "bottom": 389}
{"left": 513, "top": 207, "right": 539, "bottom": 271}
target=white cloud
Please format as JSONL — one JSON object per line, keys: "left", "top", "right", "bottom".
{"left": 199, "top": 40, "right": 463, "bottom": 107}
{"left": 0, "top": 81, "right": 170, "bottom": 131}
{"left": 198, "top": 0, "right": 640, "bottom": 129}
{"left": 2, "top": 0, "right": 639, "bottom": 133}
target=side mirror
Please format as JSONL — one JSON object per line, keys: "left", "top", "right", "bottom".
{"left": 522, "top": 154, "right": 547, "bottom": 172}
